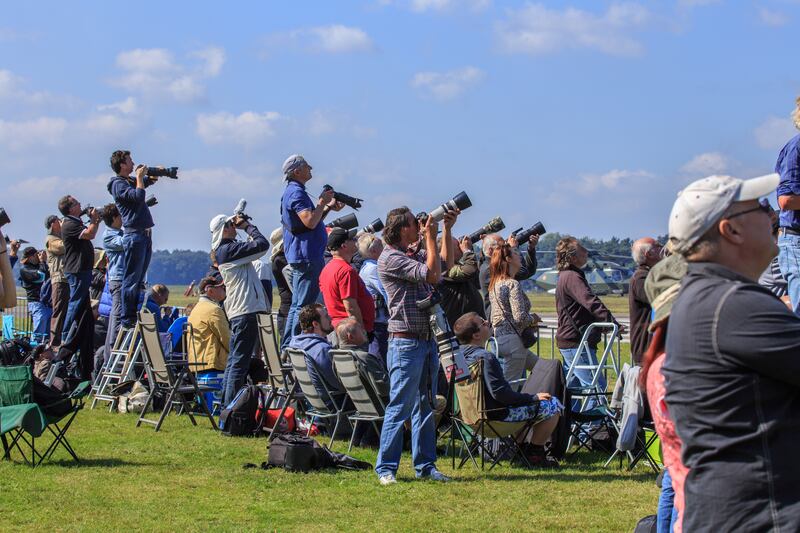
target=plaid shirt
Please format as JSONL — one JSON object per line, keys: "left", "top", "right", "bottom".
{"left": 377, "top": 245, "right": 432, "bottom": 336}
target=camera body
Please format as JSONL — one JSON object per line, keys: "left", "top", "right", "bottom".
{"left": 146, "top": 166, "right": 179, "bottom": 179}
{"left": 512, "top": 222, "right": 546, "bottom": 243}
{"left": 321, "top": 184, "right": 363, "bottom": 210}
{"left": 326, "top": 213, "right": 359, "bottom": 231}
{"left": 429, "top": 191, "right": 472, "bottom": 222}
{"left": 468, "top": 216, "right": 505, "bottom": 243}
{"left": 81, "top": 205, "right": 106, "bottom": 220}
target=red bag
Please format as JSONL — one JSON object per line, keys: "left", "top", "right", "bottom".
{"left": 256, "top": 407, "right": 296, "bottom": 434}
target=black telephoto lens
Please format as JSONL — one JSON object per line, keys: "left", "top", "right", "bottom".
{"left": 0, "top": 208, "right": 9, "bottom": 228}
{"left": 363, "top": 218, "right": 384, "bottom": 234}
{"left": 326, "top": 213, "right": 359, "bottom": 230}
{"left": 515, "top": 221, "right": 547, "bottom": 243}
{"left": 146, "top": 166, "right": 179, "bottom": 179}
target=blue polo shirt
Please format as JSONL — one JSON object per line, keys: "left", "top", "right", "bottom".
{"left": 280, "top": 180, "right": 326, "bottom": 264}
{"left": 776, "top": 133, "right": 800, "bottom": 230}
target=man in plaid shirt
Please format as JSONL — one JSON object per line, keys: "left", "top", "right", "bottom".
{"left": 375, "top": 206, "right": 458, "bottom": 485}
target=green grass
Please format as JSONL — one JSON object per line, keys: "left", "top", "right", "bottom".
{"left": 0, "top": 408, "right": 658, "bottom": 532}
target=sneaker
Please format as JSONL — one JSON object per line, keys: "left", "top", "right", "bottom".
{"left": 420, "top": 469, "right": 451, "bottom": 482}
{"left": 379, "top": 473, "right": 397, "bottom": 486}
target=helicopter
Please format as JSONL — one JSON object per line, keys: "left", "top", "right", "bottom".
{"left": 524, "top": 250, "right": 635, "bottom": 296}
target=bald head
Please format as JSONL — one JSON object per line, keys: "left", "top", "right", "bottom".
{"left": 631, "top": 237, "right": 661, "bottom": 267}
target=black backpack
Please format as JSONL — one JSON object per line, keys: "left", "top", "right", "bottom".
{"left": 219, "top": 385, "right": 263, "bottom": 436}
{"left": 264, "top": 433, "right": 372, "bottom": 473}
{"left": 633, "top": 515, "right": 657, "bottom": 533}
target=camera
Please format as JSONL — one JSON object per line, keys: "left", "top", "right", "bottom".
{"left": 146, "top": 166, "right": 179, "bottom": 179}
{"left": 4, "top": 236, "right": 28, "bottom": 244}
{"left": 0, "top": 208, "right": 9, "bottom": 228}
{"left": 326, "top": 213, "right": 359, "bottom": 231}
{"left": 429, "top": 191, "right": 472, "bottom": 222}
{"left": 511, "top": 222, "right": 546, "bottom": 243}
{"left": 233, "top": 198, "right": 251, "bottom": 222}
{"left": 467, "top": 216, "right": 505, "bottom": 243}
{"left": 321, "top": 184, "right": 363, "bottom": 210}
{"left": 81, "top": 205, "right": 105, "bottom": 219}
{"left": 146, "top": 195, "right": 158, "bottom": 207}
{"left": 362, "top": 218, "right": 384, "bottom": 234}
{"left": 416, "top": 290, "right": 471, "bottom": 383}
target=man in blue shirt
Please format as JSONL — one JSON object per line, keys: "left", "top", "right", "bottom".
{"left": 107, "top": 149, "right": 159, "bottom": 329}
{"left": 101, "top": 203, "right": 124, "bottom": 359}
{"left": 279, "top": 154, "right": 342, "bottom": 348}
{"left": 776, "top": 97, "right": 800, "bottom": 313}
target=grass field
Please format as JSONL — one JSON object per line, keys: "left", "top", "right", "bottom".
{"left": 0, "top": 408, "right": 659, "bottom": 532}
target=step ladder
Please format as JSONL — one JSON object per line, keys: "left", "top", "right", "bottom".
{"left": 91, "top": 324, "right": 143, "bottom": 411}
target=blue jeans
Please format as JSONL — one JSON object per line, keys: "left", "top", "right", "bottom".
{"left": 375, "top": 338, "right": 439, "bottom": 478}
{"left": 223, "top": 313, "right": 259, "bottom": 405}
{"left": 778, "top": 232, "right": 800, "bottom": 314}
{"left": 121, "top": 231, "right": 152, "bottom": 326}
{"left": 63, "top": 271, "right": 92, "bottom": 343}
{"left": 281, "top": 259, "right": 324, "bottom": 349}
{"left": 657, "top": 468, "right": 679, "bottom": 533}
{"left": 104, "top": 280, "right": 123, "bottom": 364}
{"left": 28, "top": 301, "right": 52, "bottom": 343}
{"left": 560, "top": 347, "right": 606, "bottom": 412}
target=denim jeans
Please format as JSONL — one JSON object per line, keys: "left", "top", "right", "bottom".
{"left": 28, "top": 301, "right": 52, "bottom": 343}
{"left": 560, "top": 347, "right": 606, "bottom": 412}
{"left": 657, "top": 468, "right": 679, "bottom": 533}
{"left": 103, "top": 280, "right": 123, "bottom": 365}
{"left": 223, "top": 313, "right": 259, "bottom": 405}
{"left": 121, "top": 231, "right": 152, "bottom": 326}
{"left": 281, "top": 259, "right": 324, "bottom": 349}
{"left": 778, "top": 232, "right": 800, "bottom": 314}
{"left": 375, "top": 338, "right": 439, "bottom": 478}
{"left": 63, "top": 271, "right": 92, "bottom": 343}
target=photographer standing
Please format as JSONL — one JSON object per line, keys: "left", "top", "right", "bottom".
{"left": 45, "top": 214, "right": 68, "bottom": 346}
{"left": 210, "top": 212, "right": 270, "bottom": 405}
{"left": 107, "top": 150, "right": 157, "bottom": 329}
{"left": 18, "top": 247, "right": 50, "bottom": 343}
{"left": 279, "top": 154, "right": 342, "bottom": 348}
{"left": 375, "top": 206, "right": 457, "bottom": 485}
{"left": 479, "top": 232, "right": 539, "bottom": 317}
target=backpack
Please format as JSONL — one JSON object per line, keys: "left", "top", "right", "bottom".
{"left": 219, "top": 385, "right": 263, "bottom": 436}
{"left": 633, "top": 514, "right": 657, "bottom": 533}
{"left": 264, "top": 433, "right": 373, "bottom": 473}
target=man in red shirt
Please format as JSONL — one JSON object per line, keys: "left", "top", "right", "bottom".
{"left": 319, "top": 227, "right": 376, "bottom": 343}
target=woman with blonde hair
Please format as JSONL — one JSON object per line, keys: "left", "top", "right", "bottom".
{"left": 488, "top": 239, "right": 540, "bottom": 385}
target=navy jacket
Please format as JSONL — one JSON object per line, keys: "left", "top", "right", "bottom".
{"left": 107, "top": 176, "right": 154, "bottom": 231}
{"left": 462, "top": 344, "right": 536, "bottom": 419}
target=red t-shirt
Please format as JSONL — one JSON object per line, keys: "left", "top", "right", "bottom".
{"left": 319, "top": 257, "right": 376, "bottom": 332}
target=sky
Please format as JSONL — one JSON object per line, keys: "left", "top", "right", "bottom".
{"left": 1, "top": 0, "right": 798, "bottom": 251}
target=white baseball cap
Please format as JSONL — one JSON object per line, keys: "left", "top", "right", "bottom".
{"left": 209, "top": 214, "right": 234, "bottom": 250}
{"left": 668, "top": 173, "right": 779, "bottom": 254}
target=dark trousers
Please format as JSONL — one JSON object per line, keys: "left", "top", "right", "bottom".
{"left": 50, "top": 281, "right": 69, "bottom": 346}
{"left": 63, "top": 271, "right": 92, "bottom": 343}
{"left": 121, "top": 231, "right": 152, "bottom": 326}
{"left": 222, "top": 313, "right": 259, "bottom": 405}
{"left": 103, "top": 280, "right": 123, "bottom": 365}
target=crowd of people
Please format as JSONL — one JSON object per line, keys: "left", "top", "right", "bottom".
{"left": 0, "top": 96, "right": 799, "bottom": 529}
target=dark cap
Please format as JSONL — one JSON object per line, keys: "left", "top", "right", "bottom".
{"left": 45, "top": 215, "right": 59, "bottom": 229}
{"left": 327, "top": 227, "right": 352, "bottom": 250}
{"left": 21, "top": 246, "right": 38, "bottom": 260}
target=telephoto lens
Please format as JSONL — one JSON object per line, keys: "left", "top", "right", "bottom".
{"left": 0, "top": 208, "right": 10, "bottom": 228}
{"left": 429, "top": 191, "right": 472, "bottom": 222}
{"left": 467, "top": 216, "right": 505, "bottom": 243}
{"left": 321, "top": 184, "right": 363, "bottom": 210}
{"left": 146, "top": 166, "right": 179, "bottom": 179}
{"left": 362, "top": 218, "right": 384, "bottom": 234}
{"left": 326, "top": 213, "right": 359, "bottom": 230}
{"left": 513, "top": 222, "right": 546, "bottom": 243}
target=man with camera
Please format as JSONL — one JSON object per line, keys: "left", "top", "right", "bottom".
{"left": 210, "top": 211, "right": 270, "bottom": 405}
{"left": 107, "top": 149, "right": 158, "bottom": 329}
{"left": 479, "top": 232, "right": 539, "bottom": 316}
{"left": 18, "top": 247, "right": 50, "bottom": 343}
{"left": 57, "top": 195, "right": 100, "bottom": 378}
{"left": 279, "top": 154, "right": 343, "bottom": 348}
{"left": 45, "top": 215, "right": 69, "bottom": 346}
{"left": 375, "top": 206, "right": 457, "bottom": 485}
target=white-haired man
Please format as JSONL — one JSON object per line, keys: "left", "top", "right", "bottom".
{"left": 628, "top": 237, "right": 662, "bottom": 364}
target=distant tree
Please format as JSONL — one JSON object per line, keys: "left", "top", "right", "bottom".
{"left": 147, "top": 250, "right": 211, "bottom": 285}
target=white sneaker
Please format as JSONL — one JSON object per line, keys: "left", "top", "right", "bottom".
{"left": 379, "top": 473, "right": 397, "bottom": 485}
{"left": 421, "top": 469, "right": 451, "bottom": 482}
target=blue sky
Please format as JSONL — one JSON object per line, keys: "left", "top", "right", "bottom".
{"left": 1, "top": 0, "right": 798, "bottom": 251}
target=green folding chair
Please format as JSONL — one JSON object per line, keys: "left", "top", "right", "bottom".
{"left": 0, "top": 365, "right": 90, "bottom": 466}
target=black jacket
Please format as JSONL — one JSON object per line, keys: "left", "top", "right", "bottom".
{"left": 664, "top": 262, "right": 800, "bottom": 532}
{"left": 18, "top": 262, "right": 49, "bottom": 301}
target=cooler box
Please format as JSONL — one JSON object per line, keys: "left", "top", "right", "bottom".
{"left": 197, "top": 372, "right": 224, "bottom": 415}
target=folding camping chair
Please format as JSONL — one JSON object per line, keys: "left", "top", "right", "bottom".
{"left": 135, "top": 311, "right": 217, "bottom": 432}
{"left": 286, "top": 347, "right": 355, "bottom": 448}
{"left": 452, "top": 359, "right": 535, "bottom": 470}
{"left": 0, "top": 365, "right": 90, "bottom": 466}
{"left": 330, "top": 349, "right": 385, "bottom": 452}
{"left": 256, "top": 313, "right": 289, "bottom": 399}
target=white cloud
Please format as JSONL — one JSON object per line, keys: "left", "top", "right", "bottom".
{"left": 263, "top": 26, "right": 375, "bottom": 55}
{"left": 308, "top": 110, "right": 336, "bottom": 136}
{"left": 411, "top": 66, "right": 484, "bottom": 100}
{"left": 112, "top": 46, "right": 225, "bottom": 103}
{"left": 409, "top": 0, "right": 491, "bottom": 12}
{"left": 757, "top": 7, "right": 789, "bottom": 27}
{"left": 97, "top": 97, "right": 137, "bottom": 114}
{"left": 8, "top": 173, "right": 108, "bottom": 199}
{"left": 196, "top": 111, "right": 282, "bottom": 146}
{"left": 680, "top": 152, "right": 730, "bottom": 176}
{"left": 496, "top": 3, "right": 651, "bottom": 57}
{"left": 547, "top": 168, "right": 653, "bottom": 205}
{"left": 755, "top": 116, "right": 797, "bottom": 150}
{"left": 0, "top": 117, "right": 68, "bottom": 150}
{"left": 0, "top": 69, "right": 78, "bottom": 108}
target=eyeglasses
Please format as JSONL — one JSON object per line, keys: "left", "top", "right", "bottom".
{"left": 723, "top": 199, "right": 772, "bottom": 221}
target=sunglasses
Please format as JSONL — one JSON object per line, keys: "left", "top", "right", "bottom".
{"left": 724, "top": 198, "right": 773, "bottom": 221}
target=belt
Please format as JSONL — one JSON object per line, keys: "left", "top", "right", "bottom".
{"left": 123, "top": 227, "right": 152, "bottom": 236}
{"left": 781, "top": 227, "right": 800, "bottom": 236}
{"left": 390, "top": 331, "right": 431, "bottom": 340}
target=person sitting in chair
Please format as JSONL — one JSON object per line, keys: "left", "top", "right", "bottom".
{"left": 187, "top": 275, "right": 230, "bottom": 374}
{"left": 335, "top": 317, "right": 390, "bottom": 403}
{"left": 454, "top": 311, "right": 564, "bottom": 467}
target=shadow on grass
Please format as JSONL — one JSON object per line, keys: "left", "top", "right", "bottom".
{"left": 48, "top": 458, "right": 151, "bottom": 468}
